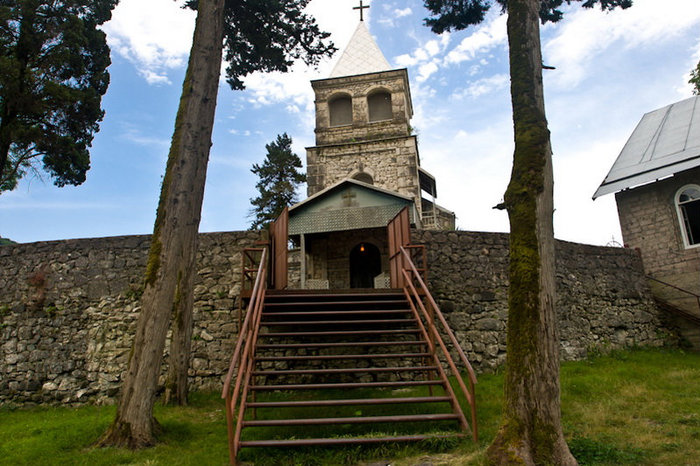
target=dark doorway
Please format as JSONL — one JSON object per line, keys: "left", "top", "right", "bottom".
{"left": 350, "top": 242, "right": 381, "bottom": 288}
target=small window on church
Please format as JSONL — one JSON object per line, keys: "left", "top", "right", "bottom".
{"left": 329, "top": 95, "right": 352, "bottom": 126}
{"left": 352, "top": 172, "right": 374, "bottom": 185}
{"left": 676, "top": 185, "right": 700, "bottom": 247}
{"left": 368, "top": 91, "right": 392, "bottom": 122}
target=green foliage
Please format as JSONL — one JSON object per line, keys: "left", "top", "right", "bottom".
{"left": 249, "top": 133, "right": 306, "bottom": 230}
{"left": 2, "top": 349, "right": 699, "bottom": 465}
{"left": 0, "top": 236, "right": 15, "bottom": 245}
{"left": 422, "top": 0, "right": 633, "bottom": 33}
{"left": 184, "top": 0, "right": 336, "bottom": 91}
{"left": 43, "top": 303, "right": 59, "bottom": 317}
{"left": 690, "top": 60, "right": 700, "bottom": 95}
{"left": 568, "top": 436, "right": 646, "bottom": 464}
{"left": 0, "top": 0, "right": 118, "bottom": 192}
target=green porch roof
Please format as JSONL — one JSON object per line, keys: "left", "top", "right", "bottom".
{"left": 289, "top": 179, "right": 416, "bottom": 235}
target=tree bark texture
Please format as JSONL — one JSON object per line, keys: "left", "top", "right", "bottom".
{"left": 165, "top": 265, "right": 196, "bottom": 406}
{"left": 486, "top": 0, "right": 577, "bottom": 464}
{"left": 98, "top": 0, "right": 225, "bottom": 448}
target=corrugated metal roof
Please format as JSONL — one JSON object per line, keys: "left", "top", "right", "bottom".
{"left": 288, "top": 178, "right": 415, "bottom": 235}
{"left": 329, "top": 21, "right": 391, "bottom": 78}
{"left": 594, "top": 95, "right": 700, "bottom": 199}
{"left": 289, "top": 205, "right": 412, "bottom": 235}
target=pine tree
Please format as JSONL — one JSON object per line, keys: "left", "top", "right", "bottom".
{"left": 690, "top": 60, "right": 700, "bottom": 95}
{"left": 249, "top": 133, "right": 306, "bottom": 230}
{"left": 0, "top": 0, "right": 117, "bottom": 192}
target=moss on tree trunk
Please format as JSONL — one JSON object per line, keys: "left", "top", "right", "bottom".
{"left": 486, "top": 0, "right": 576, "bottom": 464}
{"left": 97, "top": 0, "right": 226, "bottom": 448}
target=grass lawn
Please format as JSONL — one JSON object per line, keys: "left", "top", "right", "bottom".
{"left": 1, "top": 348, "right": 699, "bottom": 465}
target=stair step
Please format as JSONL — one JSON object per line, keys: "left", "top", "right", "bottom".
{"left": 264, "top": 300, "right": 407, "bottom": 308}
{"left": 252, "top": 366, "right": 438, "bottom": 376}
{"left": 239, "top": 433, "right": 464, "bottom": 448}
{"left": 255, "top": 352, "right": 431, "bottom": 361}
{"left": 250, "top": 380, "right": 444, "bottom": 391}
{"left": 246, "top": 396, "right": 452, "bottom": 408}
{"left": 258, "top": 329, "right": 420, "bottom": 338}
{"left": 260, "top": 318, "right": 416, "bottom": 326}
{"left": 243, "top": 413, "right": 459, "bottom": 427}
{"left": 262, "top": 309, "right": 411, "bottom": 317}
{"left": 257, "top": 340, "right": 428, "bottom": 349}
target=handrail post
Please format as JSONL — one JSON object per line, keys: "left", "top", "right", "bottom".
{"left": 223, "top": 247, "right": 268, "bottom": 465}
{"left": 398, "top": 244, "right": 478, "bottom": 442}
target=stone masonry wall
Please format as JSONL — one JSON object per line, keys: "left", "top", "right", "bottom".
{"left": 0, "top": 229, "right": 676, "bottom": 404}
{"left": 413, "top": 230, "right": 674, "bottom": 372}
{"left": 0, "top": 231, "right": 259, "bottom": 404}
{"left": 306, "top": 136, "right": 421, "bottom": 207}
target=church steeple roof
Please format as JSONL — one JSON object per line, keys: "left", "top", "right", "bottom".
{"left": 329, "top": 21, "right": 391, "bottom": 78}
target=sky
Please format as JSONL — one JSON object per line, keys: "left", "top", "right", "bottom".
{"left": 1, "top": 0, "right": 699, "bottom": 246}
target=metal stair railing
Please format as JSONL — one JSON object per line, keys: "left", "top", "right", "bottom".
{"left": 646, "top": 275, "right": 700, "bottom": 325}
{"left": 399, "top": 245, "right": 478, "bottom": 442}
{"left": 222, "top": 247, "right": 268, "bottom": 465}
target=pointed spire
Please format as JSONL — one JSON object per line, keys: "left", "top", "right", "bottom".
{"left": 329, "top": 21, "right": 391, "bottom": 78}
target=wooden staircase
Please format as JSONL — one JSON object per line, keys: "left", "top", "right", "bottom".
{"left": 223, "top": 246, "right": 477, "bottom": 464}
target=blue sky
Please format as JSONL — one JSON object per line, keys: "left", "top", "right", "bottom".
{"left": 1, "top": 0, "right": 699, "bottom": 245}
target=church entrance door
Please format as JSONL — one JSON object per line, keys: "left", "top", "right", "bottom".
{"left": 349, "top": 242, "right": 381, "bottom": 288}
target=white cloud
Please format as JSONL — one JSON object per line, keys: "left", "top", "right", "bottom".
{"left": 121, "top": 126, "right": 170, "bottom": 148}
{"left": 417, "top": 62, "right": 439, "bottom": 83}
{"left": 395, "top": 8, "right": 412, "bottom": 18}
{"left": 444, "top": 14, "right": 507, "bottom": 65}
{"left": 544, "top": 0, "right": 700, "bottom": 88}
{"left": 453, "top": 74, "right": 509, "bottom": 99}
{"left": 103, "top": 0, "right": 195, "bottom": 85}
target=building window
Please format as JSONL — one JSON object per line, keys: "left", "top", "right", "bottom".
{"left": 329, "top": 94, "right": 352, "bottom": 126}
{"left": 676, "top": 185, "right": 700, "bottom": 247}
{"left": 368, "top": 90, "right": 392, "bottom": 122}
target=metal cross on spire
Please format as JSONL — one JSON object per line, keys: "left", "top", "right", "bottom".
{"left": 353, "top": 0, "right": 370, "bottom": 21}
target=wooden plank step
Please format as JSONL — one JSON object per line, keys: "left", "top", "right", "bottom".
{"left": 256, "top": 341, "right": 427, "bottom": 349}
{"left": 264, "top": 300, "right": 406, "bottom": 308}
{"left": 265, "top": 289, "right": 402, "bottom": 297}
{"left": 239, "top": 433, "right": 465, "bottom": 448}
{"left": 242, "top": 413, "right": 460, "bottom": 427}
{"left": 252, "top": 366, "right": 438, "bottom": 376}
{"left": 246, "top": 396, "right": 452, "bottom": 408}
{"left": 255, "top": 352, "right": 431, "bottom": 361}
{"left": 250, "top": 380, "right": 444, "bottom": 391}
{"left": 260, "top": 318, "right": 416, "bottom": 326}
{"left": 262, "top": 309, "right": 410, "bottom": 317}
{"left": 258, "top": 329, "right": 420, "bottom": 338}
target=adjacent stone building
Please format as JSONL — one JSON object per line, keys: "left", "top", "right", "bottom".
{"left": 595, "top": 96, "right": 700, "bottom": 290}
{"left": 594, "top": 96, "right": 700, "bottom": 346}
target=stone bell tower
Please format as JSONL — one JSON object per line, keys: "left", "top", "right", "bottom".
{"left": 305, "top": 20, "right": 424, "bottom": 216}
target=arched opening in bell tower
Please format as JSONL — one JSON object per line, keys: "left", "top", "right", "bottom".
{"left": 329, "top": 94, "right": 353, "bottom": 126}
{"left": 368, "top": 90, "right": 392, "bottom": 122}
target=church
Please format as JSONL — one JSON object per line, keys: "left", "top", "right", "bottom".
{"left": 285, "top": 18, "right": 455, "bottom": 290}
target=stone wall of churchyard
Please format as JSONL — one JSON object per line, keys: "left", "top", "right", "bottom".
{"left": 0, "top": 231, "right": 259, "bottom": 405}
{"left": 413, "top": 230, "right": 675, "bottom": 372}
{"left": 0, "top": 229, "right": 676, "bottom": 405}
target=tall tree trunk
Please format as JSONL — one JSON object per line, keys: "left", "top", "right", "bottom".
{"left": 0, "top": 108, "right": 14, "bottom": 184}
{"left": 97, "top": 0, "right": 225, "bottom": 448}
{"left": 486, "top": 0, "right": 576, "bottom": 464}
{"left": 164, "top": 265, "right": 196, "bottom": 406}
